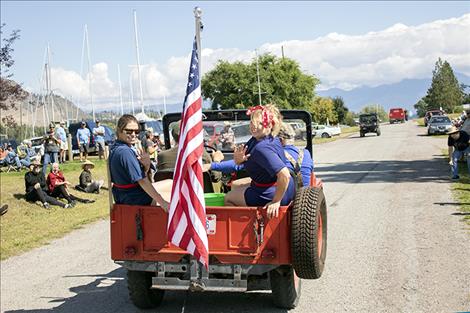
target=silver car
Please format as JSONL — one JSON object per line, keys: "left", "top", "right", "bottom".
{"left": 427, "top": 115, "right": 452, "bottom": 135}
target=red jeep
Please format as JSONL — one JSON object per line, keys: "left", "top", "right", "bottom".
{"left": 389, "top": 108, "right": 405, "bottom": 124}
{"left": 110, "top": 110, "right": 327, "bottom": 310}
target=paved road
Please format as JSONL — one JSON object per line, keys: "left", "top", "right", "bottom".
{"left": 2, "top": 121, "right": 469, "bottom": 313}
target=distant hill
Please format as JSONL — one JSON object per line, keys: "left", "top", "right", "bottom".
{"left": 317, "top": 72, "right": 470, "bottom": 113}
{"left": 1, "top": 79, "right": 90, "bottom": 127}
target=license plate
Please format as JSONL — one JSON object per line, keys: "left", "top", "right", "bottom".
{"left": 206, "top": 214, "right": 216, "bottom": 235}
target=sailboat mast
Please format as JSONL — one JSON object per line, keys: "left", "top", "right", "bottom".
{"left": 133, "top": 10, "right": 145, "bottom": 114}
{"left": 118, "top": 64, "right": 123, "bottom": 115}
{"left": 85, "top": 24, "right": 94, "bottom": 121}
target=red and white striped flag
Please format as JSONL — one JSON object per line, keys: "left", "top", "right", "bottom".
{"left": 167, "top": 38, "right": 209, "bottom": 267}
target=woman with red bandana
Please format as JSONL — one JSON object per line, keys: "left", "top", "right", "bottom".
{"left": 224, "top": 104, "right": 295, "bottom": 218}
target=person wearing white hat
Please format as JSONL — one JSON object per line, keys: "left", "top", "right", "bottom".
{"left": 447, "top": 126, "right": 470, "bottom": 179}
{"left": 78, "top": 160, "right": 104, "bottom": 193}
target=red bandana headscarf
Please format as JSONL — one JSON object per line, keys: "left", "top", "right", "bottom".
{"left": 246, "top": 105, "right": 275, "bottom": 128}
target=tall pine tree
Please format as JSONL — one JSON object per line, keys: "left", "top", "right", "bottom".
{"left": 424, "top": 58, "right": 463, "bottom": 113}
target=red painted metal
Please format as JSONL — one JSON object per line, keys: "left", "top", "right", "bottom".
{"left": 317, "top": 210, "right": 323, "bottom": 259}
{"left": 110, "top": 204, "right": 293, "bottom": 265}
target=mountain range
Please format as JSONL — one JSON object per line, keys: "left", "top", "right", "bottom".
{"left": 317, "top": 72, "right": 470, "bottom": 113}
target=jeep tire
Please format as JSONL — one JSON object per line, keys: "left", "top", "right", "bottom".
{"left": 127, "top": 270, "right": 164, "bottom": 309}
{"left": 377, "top": 128, "right": 381, "bottom": 136}
{"left": 291, "top": 187, "right": 327, "bottom": 279}
{"left": 360, "top": 131, "right": 365, "bottom": 137}
{"left": 270, "top": 265, "right": 301, "bottom": 309}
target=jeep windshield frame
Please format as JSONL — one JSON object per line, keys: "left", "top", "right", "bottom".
{"left": 359, "top": 114, "right": 378, "bottom": 124}
{"left": 162, "top": 109, "right": 313, "bottom": 155}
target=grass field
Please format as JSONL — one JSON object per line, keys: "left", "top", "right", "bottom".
{"left": 441, "top": 149, "right": 470, "bottom": 227}
{"left": 0, "top": 159, "right": 110, "bottom": 260}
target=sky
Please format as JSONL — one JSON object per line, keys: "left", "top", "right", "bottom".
{"left": 1, "top": 1, "right": 470, "bottom": 112}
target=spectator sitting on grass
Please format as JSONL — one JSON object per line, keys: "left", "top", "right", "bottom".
{"left": 24, "top": 159, "right": 72, "bottom": 209}
{"left": 78, "top": 160, "right": 104, "bottom": 194}
{"left": 47, "top": 162, "right": 94, "bottom": 206}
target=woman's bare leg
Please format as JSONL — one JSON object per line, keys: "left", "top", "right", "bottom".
{"left": 152, "top": 179, "right": 173, "bottom": 203}
{"left": 225, "top": 186, "right": 248, "bottom": 206}
{"left": 231, "top": 177, "right": 252, "bottom": 190}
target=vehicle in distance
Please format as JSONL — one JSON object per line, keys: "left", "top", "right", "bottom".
{"left": 389, "top": 108, "right": 405, "bottom": 124}
{"left": 424, "top": 109, "right": 445, "bottom": 127}
{"left": 427, "top": 115, "right": 453, "bottom": 135}
{"left": 69, "top": 121, "right": 116, "bottom": 156}
{"left": 359, "top": 113, "right": 381, "bottom": 137}
{"left": 312, "top": 124, "right": 341, "bottom": 138}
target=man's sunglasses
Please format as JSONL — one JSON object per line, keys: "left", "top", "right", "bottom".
{"left": 123, "top": 128, "right": 140, "bottom": 135}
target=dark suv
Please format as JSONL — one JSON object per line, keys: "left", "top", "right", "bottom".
{"left": 69, "top": 121, "right": 116, "bottom": 155}
{"left": 359, "top": 113, "right": 381, "bottom": 137}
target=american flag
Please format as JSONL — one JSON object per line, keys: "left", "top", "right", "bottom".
{"left": 167, "top": 38, "right": 209, "bottom": 267}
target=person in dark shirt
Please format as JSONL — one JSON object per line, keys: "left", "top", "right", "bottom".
{"left": 447, "top": 126, "right": 470, "bottom": 179}
{"left": 225, "top": 104, "right": 295, "bottom": 218}
{"left": 79, "top": 160, "right": 104, "bottom": 193}
{"left": 24, "top": 159, "right": 71, "bottom": 209}
{"left": 109, "top": 114, "right": 169, "bottom": 208}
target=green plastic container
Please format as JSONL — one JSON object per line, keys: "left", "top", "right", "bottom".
{"left": 204, "top": 193, "right": 225, "bottom": 206}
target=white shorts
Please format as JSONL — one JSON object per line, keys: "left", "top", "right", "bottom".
{"left": 60, "top": 141, "right": 68, "bottom": 150}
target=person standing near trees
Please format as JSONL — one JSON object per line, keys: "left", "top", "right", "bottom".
{"left": 77, "top": 121, "right": 91, "bottom": 162}
{"left": 42, "top": 126, "right": 60, "bottom": 175}
{"left": 447, "top": 126, "right": 470, "bottom": 180}
{"left": 92, "top": 119, "right": 106, "bottom": 160}
{"left": 55, "top": 121, "right": 68, "bottom": 164}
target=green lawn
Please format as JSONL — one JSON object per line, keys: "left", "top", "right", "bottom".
{"left": 0, "top": 159, "right": 110, "bottom": 260}
{"left": 442, "top": 149, "right": 470, "bottom": 227}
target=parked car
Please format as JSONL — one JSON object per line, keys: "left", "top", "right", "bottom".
{"left": 232, "top": 122, "right": 252, "bottom": 145}
{"left": 359, "top": 113, "right": 381, "bottom": 137}
{"left": 288, "top": 121, "right": 307, "bottom": 140}
{"left": 202, "top": 122, "right": 225, "bottom": 148}
{"left": 69, "top": 121, "right": 116, "bottom": 156}
{"left": 389, "top": 108, "right": 406, "bottom": 124}
{"left": 312, "top": 124, "right": 341, "bottom": 138}
{"left": 427, "top": 115, "right": 453, "bottom": 135}
{"left": 424, "top": 109, "right": 445, "bottom": 127}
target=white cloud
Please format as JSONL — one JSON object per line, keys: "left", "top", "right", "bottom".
{"left": 49, "top": 13, "right": 470, "bottom": 111}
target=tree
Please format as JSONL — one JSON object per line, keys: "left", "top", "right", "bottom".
{"left": 310, "top": 97, "right": 337, "bottom": 124}
{"left": 1, "top": 23, "right": 26, "bottom": 126}
{"left": 360, "top": 104, "right": 388, "bottom": 122}
{"left": 332, "top": 96, "right": 348, "bottom": 124}
{"left": 202, "top": 53, "right": 320, "bottom": 110}
{"left": 423, "top": 58, "right": 463, "bottom": 113}
{"left": 413, "top": 99, "right": 428, "bottom": 117}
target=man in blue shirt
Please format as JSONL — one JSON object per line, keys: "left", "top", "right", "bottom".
{"left": 92, "top": 119, "right": 106, "bottom": 160}
{"left": 76, "top": 121, "right": 91, "bottom": 162}
{"left": 55, "top": 121, "right": 67, "bottom": 163}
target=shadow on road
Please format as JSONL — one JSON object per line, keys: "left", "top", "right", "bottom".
{"left": 315, "top": 157, "right": 451, "bottom": 184}
{"left": 451, "top": 212, "right": 470, "bottom": 216}
{"left": 435, "top": 202, "right": 470, "bottom": 206}
{"left": 5, "top": 267, "right": 287, "bottom": 313}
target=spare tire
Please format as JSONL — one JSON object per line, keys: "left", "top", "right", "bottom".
{"left": 291, "top": 187, "right": 327, "bottom": 279}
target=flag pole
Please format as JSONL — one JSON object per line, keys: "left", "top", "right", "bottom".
{"left": 194, "top": 7, "right": 202, "bottom": 74}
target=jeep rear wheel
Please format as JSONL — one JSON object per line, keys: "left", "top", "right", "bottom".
{"left": 291, "top": 187, "right": 327, "bottom": 279}
{"left": 127, "top": 270, "right": 164, "bottom": 309}
{"left": 270, "top": 265, "right": 301, "bottom": 309}
{"left": 377, "top": 129, "right": 381, "bottom": 136}
{"left": 360, "top": 131, "right": 365, "bottom": 137}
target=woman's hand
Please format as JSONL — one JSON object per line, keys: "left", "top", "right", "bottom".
{"left": 233, "top": 145, "right": 250, "bottom": 165}
{"left": 138, "top": 150, "right": 151, "bottom": 173}
{"left": 160, "top": 200, "right": 169, "bottom": 212}
{"left": 202, "top": 163, "right": 211, "bottom": 172}
{"left": 211, "top": 150, "right": 225, "bottom": 162}
{"left": 264, "top": 201, "right": 281, "bottom": 219}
